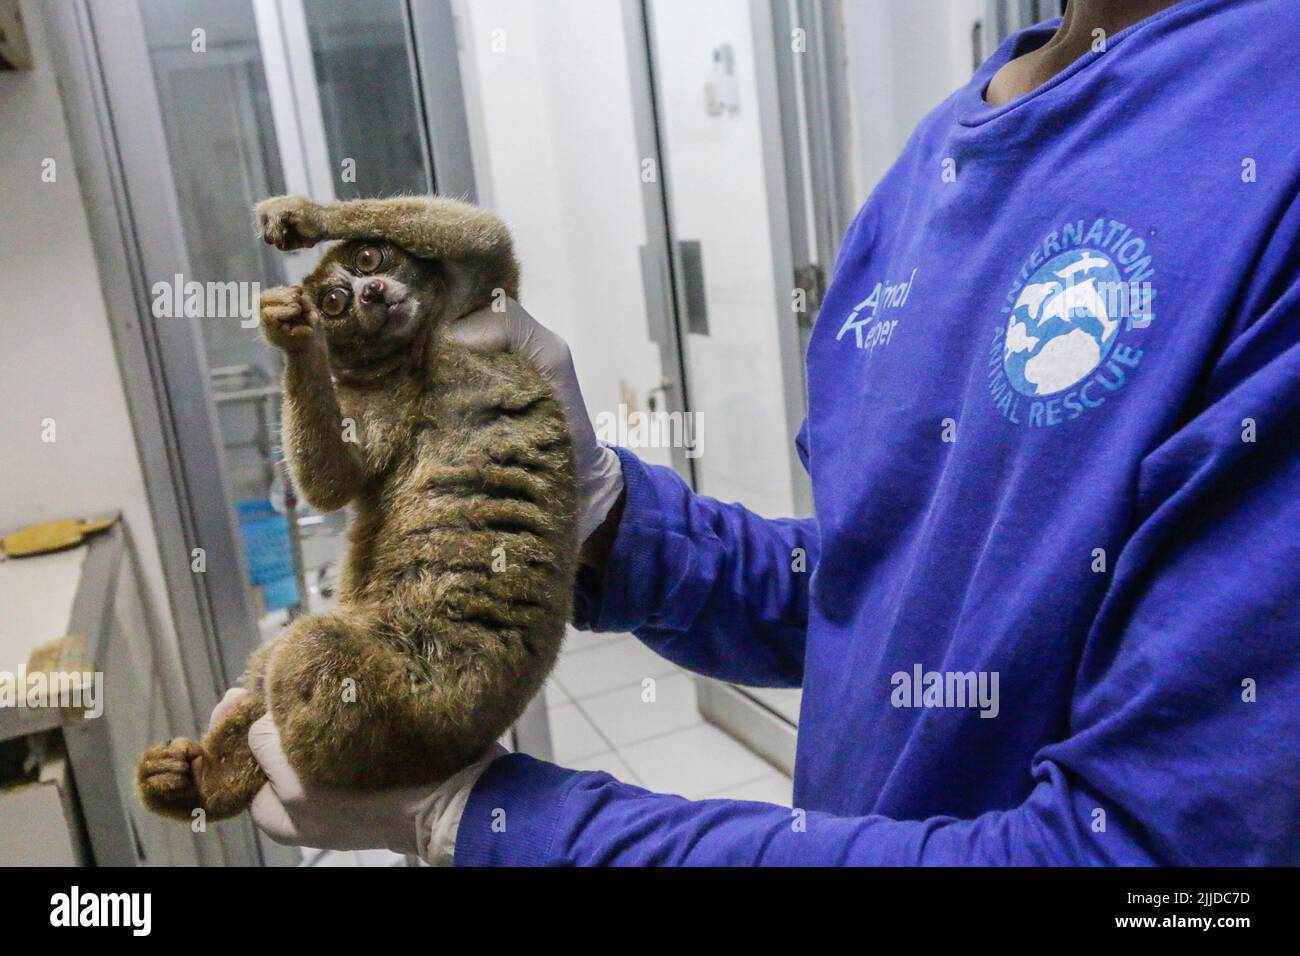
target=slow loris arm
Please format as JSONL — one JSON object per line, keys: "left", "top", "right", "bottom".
{"left": 257, "top": 195, "right": 518, "bottom": 298}
{"left": 281, "top": 345, "right": 366, "bottom": 512}
{"left": 261, "top": 285, "right": 365, "bottom": 511}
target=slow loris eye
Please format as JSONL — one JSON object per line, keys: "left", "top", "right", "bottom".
{"left": 354, "top": 246, "right": 385, "bottom": 274}
{"left": 321, "top": 287, "right": 352, "bottom": 317}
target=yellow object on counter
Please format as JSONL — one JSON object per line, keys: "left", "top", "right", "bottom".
{"left": 1, "top": 517, "right": 118, "bottom": 559}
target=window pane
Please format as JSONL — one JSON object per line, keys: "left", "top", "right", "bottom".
{"left": 303, "top": 0, "right": 430, "bottom": 198}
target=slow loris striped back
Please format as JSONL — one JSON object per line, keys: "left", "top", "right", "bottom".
{"left": 137, "top": 195, "right": 576, "bottom": 821}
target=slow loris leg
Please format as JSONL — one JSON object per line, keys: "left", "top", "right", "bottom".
{"left": 260, "top": 285, "right": 365, "bottom": 512}
{"left": 256, "top": 194, "right": 518, "bottom": 302}
{"left": 137, "top": 644, "right": 273, "bottom": 823}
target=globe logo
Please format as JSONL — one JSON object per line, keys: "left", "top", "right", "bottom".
{"left": 1003, "top": 248, "right": 1123, "bottom": 398}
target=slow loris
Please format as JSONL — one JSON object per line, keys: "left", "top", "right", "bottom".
{"left": 137, "top": 195, "right": 577, "bottom": 823}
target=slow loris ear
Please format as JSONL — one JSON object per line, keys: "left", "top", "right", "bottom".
{"left": 415, "top": 199, "right": 520, "bottom": 314}
{"left": 438, "top": 253, "right": 519, "bottom": 320}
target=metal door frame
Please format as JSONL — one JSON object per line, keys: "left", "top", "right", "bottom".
{"left": 770, "top": 0, "right": 858, "bottom": 321}
{"left": 630, "top": 0, "right": 852, "bottom": 758}
{"left": 620, "top": 0, "right": 697, "bottom": 485}
{"left": 408, "top": 0, "right": 477, "bottom": 203}
{"left": 746, "top": 0, "right": 823, "bottom": 518}
{"left": 40, "top": 0, "right": 515, "bottom": 865}
{"left": 39, "top": 0, "right": 265, "bottom": 867}
{"left": 627, "top": 0, "right": 821, "bottom": 510}
{"left": 982, "top": 0, "right": 1069, "bottom": 59}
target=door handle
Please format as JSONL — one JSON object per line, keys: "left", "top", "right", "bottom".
{"left": 677, "top": 240, "right": 710, "bottom": 336}
{"left": 647, "top": 379, "right": 676, "bottom": 412}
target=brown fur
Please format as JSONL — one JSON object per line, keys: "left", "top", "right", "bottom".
{"left": 137, "top": 195, "right": 576, "bottom": 823}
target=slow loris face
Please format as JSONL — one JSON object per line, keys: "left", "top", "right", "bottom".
{"left": 301, "top": 240, "right": 445, "bottom": 362}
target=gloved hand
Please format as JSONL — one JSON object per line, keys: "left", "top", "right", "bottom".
{"left": 446, "top": 297, "right": 624, "bottom": 543}
{"left": 213, "top": 689, "right": 504, "bottom": 865}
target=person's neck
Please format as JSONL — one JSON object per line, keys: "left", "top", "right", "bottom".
{"left": 984, "top": 0, "right": 1183, "bottom": 106}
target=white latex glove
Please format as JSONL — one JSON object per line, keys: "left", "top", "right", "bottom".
{"left": 219, "top": 690, "right": 503, "bottom": 865}
{"left": 446, "top": 297, "right": 624, "bottom": 542}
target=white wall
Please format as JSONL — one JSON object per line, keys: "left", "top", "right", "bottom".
{"left": 0, "top": 4, "right": 177, "bottom": 644}
{"left": 842, "top": 0, "right": 985, "bottom": 202}
{"left": 649, "top": 0, "right": 798, "bottom": 518}
{"left": 457, "top": 0, "right": 803, "bottom": 517}
{"left": 454, "top": 0, "right": 673, "bottom": 470}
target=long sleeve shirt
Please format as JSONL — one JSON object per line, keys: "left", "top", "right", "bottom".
{"left": 455, "top": 0, "right": 1300, "bottom": 866}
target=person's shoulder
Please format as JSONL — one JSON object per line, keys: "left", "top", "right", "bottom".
{"left": 1150, "top": 0, "right": 1300, "bottom": 112}
{"left": 910, "top": 89, "right": 967, "bottom": 144}
{"left": 1180, "top": 0, "right": 1300, "bottom": 46}
{"left": 1216, "top": 0, "right": 1300, "bottom": 26}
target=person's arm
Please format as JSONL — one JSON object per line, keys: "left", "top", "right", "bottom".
{"left": 575, "top": 485, "right": 624, "bottom": 576}
{"left": 573, "top": 447, "right": 817, "bottom": 688}
{"left": 455, "top": 284, "right": 1300, "bottom": 867}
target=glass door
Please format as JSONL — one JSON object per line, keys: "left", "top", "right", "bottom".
{"left": 645, "top": 0, "right": 811, "bottom": 521}
{"left": 450, "top": 0, "right": 688, "bottom": 476}
{"left": 65, "top": 0, "right": 466, "bottom": 864}
{"left": 66, "top": 0, "right": 829, "bottom": 824}
{"left": 641, "top": 0, "right": 817, "bottom": 770}
{"left": 139, "top": 0, "right": 436, "bottom": 642}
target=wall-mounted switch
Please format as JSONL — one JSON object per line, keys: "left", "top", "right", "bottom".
{"left": 704, "top": 43, "right": 740, "bottom": 117}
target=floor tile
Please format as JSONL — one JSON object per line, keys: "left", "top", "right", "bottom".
{"left": 579, "top": 671, "right": 701, "bottom": 748}
{"left": 543, "top": 677, "right": 570, "bottom": 709}
{"left": 617, "top": 724, "right": 775, "bottom": 800}
{"left": 561, "top": 626, "right": 630, "bottom": 656}
{"left": 548, "top": 702, "right": 610, "bottom": 764}
{"left": 354, "top": 849, "right": 411, "bottom": 867}
{"left": 706, "top": 772, "right": 794, "bottom": 806}
{"left": 744, "top": 687, "right": 803, "bottom": 725}
{"left": 551, "top": 636, "right": 679, "bottom": 701}
{"left": 569, "top": 749, "right": 641, "bottom": 785}
{"left": 307, "top": 850, "right": 361, "bottom": 867}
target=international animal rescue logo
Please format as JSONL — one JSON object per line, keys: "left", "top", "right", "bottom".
{"left": 988, "top": 218, "right": 1156, "bottom": 428}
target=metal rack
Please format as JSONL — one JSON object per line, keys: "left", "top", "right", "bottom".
{"left": 209, "top": 364, "right": 309, "bottom": 620}
{"left": 0, "top": 520, "right": 201, "bottom": 865}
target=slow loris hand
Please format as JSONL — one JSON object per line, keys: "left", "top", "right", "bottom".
{"left": 257, "top": 195, "right": 326, "bottom": 251}
{"left": 260, "top": 286, "right": 319, "bottom": 353}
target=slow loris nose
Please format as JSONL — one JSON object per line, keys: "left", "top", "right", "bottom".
{"left": 360, "top": 279, "right": 387, "bottom": 304}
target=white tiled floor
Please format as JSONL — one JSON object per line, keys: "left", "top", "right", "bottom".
{"left": 618, "top": 724, "right": 774, "bottom": 800}
{"left": 568, "top": 749, "right": 638, "bottom": 782}
{"left": 549, "top": 629, "right": 794, "bottom": 804}
{"left": 550, "top": 633, "right": 680, "bottom": 699}
{"left": 548, "top": 702, "right": 608, "bottom": 764}
{"left": 307, "top": 628, "right": 794, "bottom": 866}
{"left": 578, "top": 670, "right": 700, "bottom": 748}
{"left": 710, "top": 772, "right": 796, "bottom": 805}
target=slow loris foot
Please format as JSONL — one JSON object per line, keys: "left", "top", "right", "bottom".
{"left": 137, "top": 687, "right": 268, "bottom": 823}
{"left": 137, "top": 737, "right": 204, "bottom": 823}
